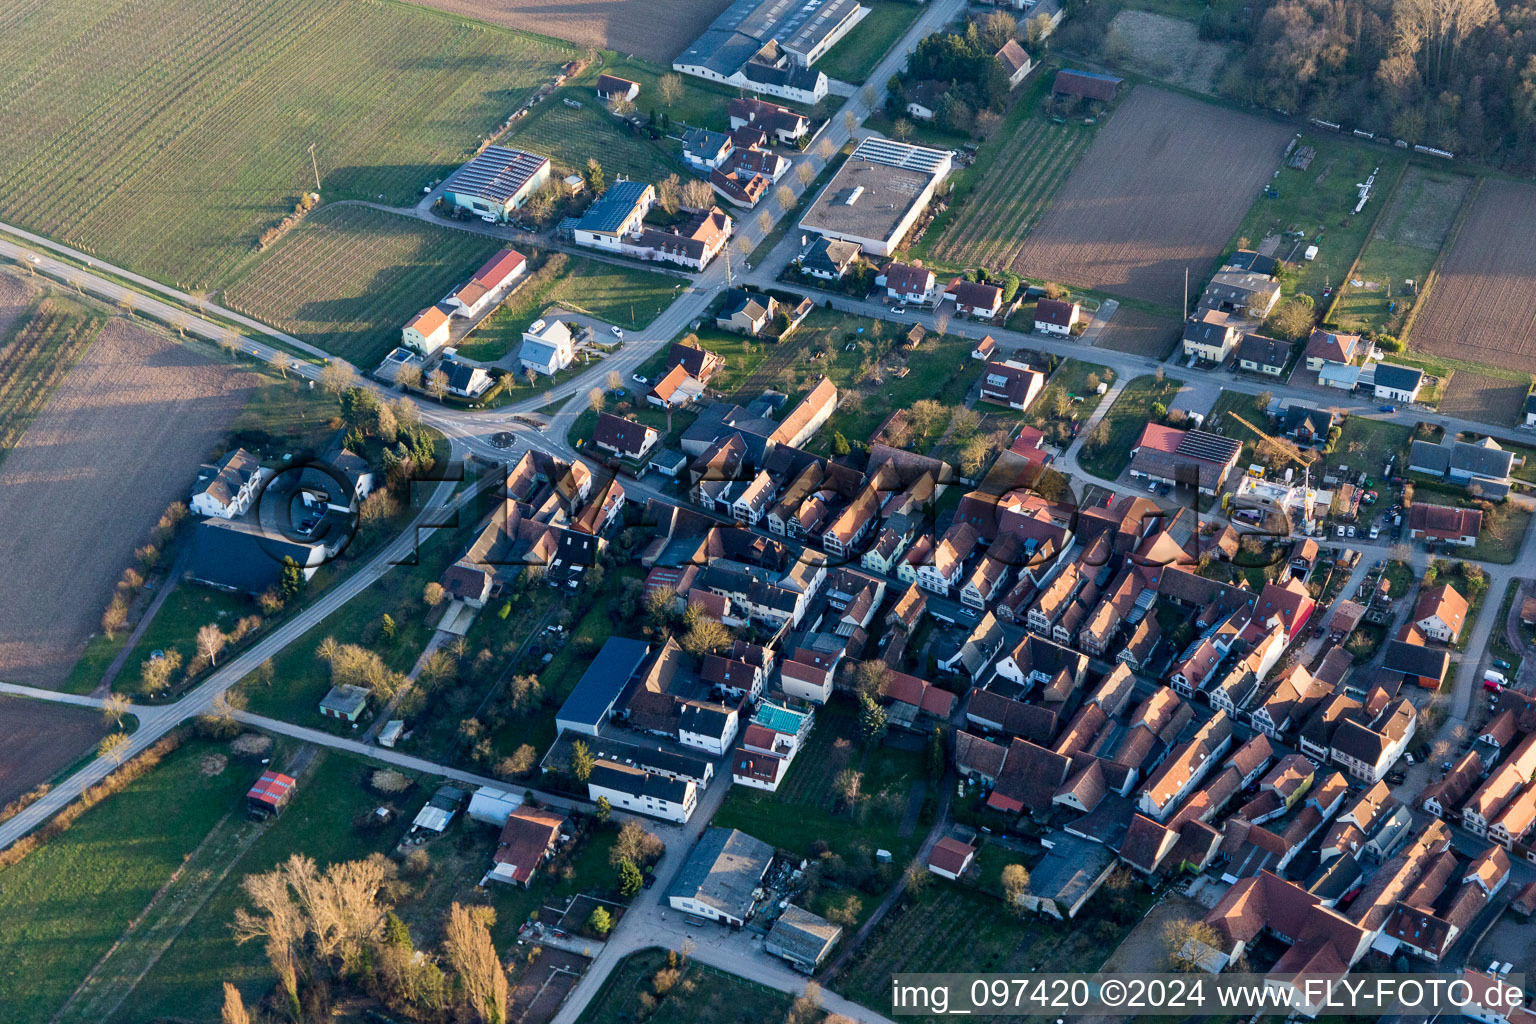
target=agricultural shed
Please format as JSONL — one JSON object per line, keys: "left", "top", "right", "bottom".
{"left": 246, "top": 770, "right": 298, "bottom": 818}
{"left": 1052, "top": 69, "right": 1123, "bottom": 103}
{"left": 555, "top": 636, "right": 651, "bottom": 736}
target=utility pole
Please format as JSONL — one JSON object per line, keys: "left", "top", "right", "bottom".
{"left": 308, "top": 143, "right": 321, "bottom": 193}
{"left": 1183, "top": 266, "right": 1188, "bottom": 317}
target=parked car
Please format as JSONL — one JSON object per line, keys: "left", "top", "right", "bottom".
{"left": 1493, "top": 659, "right": 1512, "bottom": 670}
{"left": 1369, "top": 524, "right": 1380, "bottom": 539}
{"left": 611, "top": 326, "right": 624, "bottom": 339}
{"left": 632, "top": 374, "right": 648, "bottom": 385}
{"left": 1379, "top": 404, "right": 1396, "bottom": 413}
{"left": 891, "top": 306, "right": 907, "bottom": 316}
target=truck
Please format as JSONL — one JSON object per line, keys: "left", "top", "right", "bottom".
{"left": 1484, "top": 670, "right": 1507, "bottom": 691}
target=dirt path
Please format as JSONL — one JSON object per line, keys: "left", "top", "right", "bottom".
{"left": 51, "top": 746, "right": 319, "bottom": 1024}
{"left": 91, "top": 547, "right": 193, "bottom": 698}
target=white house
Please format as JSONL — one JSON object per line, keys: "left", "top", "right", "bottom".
{"left": 780, "top": 658, "right": 834, "bottom": 704}
{"left": 518, "top": 319, "right": 575, "bottom": 377}
{"left": 570, "top": 180, "right": 655, "bottom": 252}
{"left": 402, "top": 304, "right": 454, "bottom": 356}
{"left": 877, "top": 260, "right": 937, "bottom": 305}
{"left": 1033, "top": 298, "right": 1081, "bottom": 336}
{"left": 1373, "top": 363, "right": 1425, "bottom": 403}
{"left": 678, "top": 701, "right": 739, "bottom": 757}
{"left": 588, "top": 760, "right": 697, "bottom": 823}
{"left": 191, "top": 448, "right": 265, "bottom": 519}
{"left": 447, "top": 249, "right": 528, "bottom": 319}
{"left": 441, "top": 359, "right": 493, "bottom": 399}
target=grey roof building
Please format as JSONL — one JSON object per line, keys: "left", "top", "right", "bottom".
{"left": 765, "top": 904, "right": 843, "bottom": 971}
{"left": 1408, "top": 436, "right": 1515, "bottom": 497}
{"left": 668, "top": 827, "right": 774, "bottom": 925}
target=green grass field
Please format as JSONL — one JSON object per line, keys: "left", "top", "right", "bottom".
{"left": 1225, "top": 134, "right": 1406, "bottom": 307}
{"left": 0, "top": 295, "right": 103, "bottom": 468}
{"left": 0, "top": 0, "right": 575, "bottom": 291}
{"left": 814, "top": 1, "right": 925, "bottom": 84}
{"left": 223, "top": 204, "right": 503, "bottom": 366}
{"left": 0, "top": 741, "right": 249, "bottom": 1024}
{"left": 834, "top": 879, "right": 1144, "bottom": 1021}
{"left": 1077, "top": 374, "right": 1185, "bottom": 479}
{"left": 579, "top": 948, "right": 793, "bottom": 1024}
{"left": 453, "top": 252, "right": 684, "bottom": 362}
{"left": 1330, "top": 166, "right": 1473, "bottom": 335}
{"left": 497, "top": 54, "right": 742, "bottom": 185}
{"left": 122, "top": 750, "right": 435, "bottom": 1021}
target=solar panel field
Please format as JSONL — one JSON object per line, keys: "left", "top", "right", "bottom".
{"left": 0, "top": 0, "right": 574, "bottom": 291}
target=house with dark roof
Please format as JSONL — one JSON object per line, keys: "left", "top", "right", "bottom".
{"left": 978, "top": 360, "right": 1046, "bottom": 411}
{"left": 1182, "top": 309, "right": 1241, "bottom": 363}
{"left": 1199, "top": 271, "right": 1281, "bottom": 320}
{"left": 798, "top": 234, "right": 862, "bottom": 280}
{"left": 590, "top": 759, "right": 698, "bottom": 822}
{"left": 717, "top": 289, "right": 777, "bottom": 335}
{"left": 1372, "top": 363, "right": 1424, "bottom": 403}
{"left": 190, "top": 447, "right": 266, "bottom": 519}
{"left": 944, "top": 278, "right": 1005, "bottom": 319}
{"left": 1034, "top": 298, "right": 1081, "bottom": 336}
{"left": 1408, "top": 435, "right": 1516, "bottom": 498}
{"left": 681, "top": 128, "right": 734, "bottom": 171}
{"left": 1128, "top": 423, "right": 1243, "bottom": 495}
{"left": 727, "top": 97, "right": 812, "bottom": 144}
{"left": 441, "top": 358, "right": 492, "bottom": 399}
{"left": 877, "top": 260, "right": 937, "bottom": 305}
{"left": 1235, "top": 333, "right": 1291, "bottom": 377}
{"left": 595, "top": 74, "right": 639, "bottom": 102}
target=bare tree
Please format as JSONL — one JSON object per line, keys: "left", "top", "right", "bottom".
{"left": 657, "top": 173, "right": 682, "bottom": 215}
{"left": 658, "top": 73, "right": 684, "bottom": 106}
{"left": 102, "top": 692, "right": 131, "bottom": 728}
{"left": 933, "top": 309, "right": 951, "bottom": 336}
{"left": 101, "top": 596, "right": 128, "bottom": 639}
{"left": 680, "top": 177, "right": 714, "bottom": 211}
{"left": 735, "top": 235, "right": 754, "bottom": 257}
{"left": 588, "top": 387, "right": 606, "bottom": 414}
{"left": 775, "top": 183, "right": 796, "bottom": 209}
{"left": 606, "top": 370, "right": 623, "bottom": 391}
{"left": 443, "top": 902, "right": 508, "bottom": 1024}
{"left": 426, "top": 369, "right": 449, "bottom": 402}
{"left": 197, "top": 623, "right": 228, "bottom": 666}
{"left": 1165, "top": 919, "right": 1224, "bottom": 972}
{"left": 221, "top": 982, "right": 252, "bottom": 1024}
{"left": 234, "top": 857, "right": 313, "bottom": 1018}
{"left": 817, "top": 137, "right": 836, "bottom": 160}
{"left": 757, "top": 209, "right": 774, "bottom": 234}
{"left": 795, "top": 161, "right": 817, "bottom": 187}
{"left": 1002, "top": 863, "right": 1030, "bottom": 911}
{"left": 394, "top": 363, "right": 422, "bottom": 390}
{"left": 99, "top": 732, "right": 131, "bottom": 765}
{"left": 843, "top": 110, "right": 859, "bottom": 136}
{"left": 320, "top": 360, "right": 351, "bottom": 396}
{"left": 893, "top": 117, "right": 915, "bottom": 141}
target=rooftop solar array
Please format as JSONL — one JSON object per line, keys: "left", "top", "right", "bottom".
{"left": 1176, "top": 429, "right": 1243, "bottom": 464}
{"left": 444, "top": 146, "right": 549, "bottom": 204}
{"left": 851, "top": 136, "right": 952, "bottom": 175}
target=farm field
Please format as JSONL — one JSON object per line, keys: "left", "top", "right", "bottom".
{"left": 1103, "top": 10, "right": 1232, "bottom": 94}
{"left": 1094, "top": 306, "right": 1181, "bottom": 357}
{"left": 0, "top": 697, "right": 108, "bottom": 808}
{"left": 0, "top": 272, "right": 38, "bottom": 346}
{"left": 0, "top": 316, "right": 262, "bottom": 690}
{"left": 0, "top": 740, "right": 249, "bottom": 1024}
{"left": 925, "top": 114, "right": 1095, "bottom": 273}
{"left": 1437, "top": 371, "right": 1529, "bottom": 427}
{"left": 223, "top": 205, "right": 502, "bottom": 366}
{"left": 1227, "top": 133, "right": 1406, "bottom": 307}
{"left": 0, "top": 293, "right": 103, "bottom": 466}
{"left": 399, "top": 0, "right": 733, "bottom": 62}
{"left": 454, "top": 253, "right": 683, "bottom": 361}
{"left": 1012, "top": 87, "right": 1290, "bottom": 307}
{"left": 0, "top": 0, "right": 574, "bottom": 291}
{"left": 815, "top": 1, "right": 925, "bottom": 84}
{"left": 1409, "top": 180, "right": 1536, "bottom": 375}
{"left": 1331, "top": 166, "right": 1472, "bottom": 335}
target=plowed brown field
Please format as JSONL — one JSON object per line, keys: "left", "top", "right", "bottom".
{"left": 0, "top": 697, "right": 107, "bottom": 807}
{"left": 407, "top": 0, "right": 733, "bottom": 62}
{"left": 0, "top": 319, "right": 260, "bottom": 688}
{"left": 1012, "top": 88, "right": 1290, "bottom": 307}
{"left": 1411, "top": 180, "right": 1536, "bottom": 374}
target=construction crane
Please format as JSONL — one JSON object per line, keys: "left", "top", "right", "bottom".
{"left": 1223, "top": 409, "right": 1322, "bottom": 533}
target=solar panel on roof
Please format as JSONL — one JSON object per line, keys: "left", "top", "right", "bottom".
{"left": 445, "top": 146, "right": 549, "bottom": 205}
{"left": 1176, "top": 430, "right": 1242, "bottom": 464}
